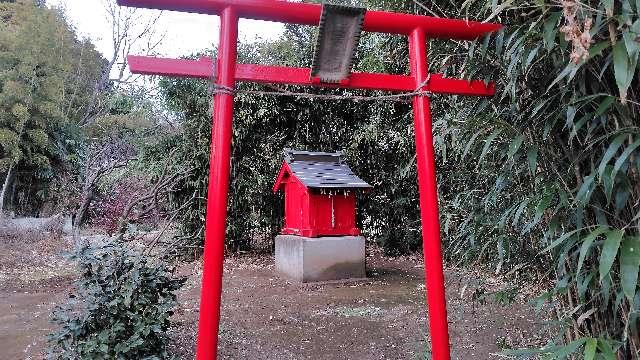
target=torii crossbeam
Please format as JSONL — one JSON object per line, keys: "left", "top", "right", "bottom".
{"left": 117, "top": 1, "right": 502, "bottom": 359}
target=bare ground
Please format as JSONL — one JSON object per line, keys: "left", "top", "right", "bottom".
{"left": 0, "top": 224, "right": 554, "bottom": 360}
{"left": 0, "top": 219, "right": 74, "bottom": 360}
{"left": 168, "top": 250, "right": 554, "bottom": 359}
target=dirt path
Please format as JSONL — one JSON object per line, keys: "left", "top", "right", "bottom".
{"left": 169, "top": 252, "right": 553, "bottom": 359}
{"left": 0, "top": 221, "right": 74, "bottom": 360}
{"left": 1, "top": 221, "right": 552, "bottom": 360}
{"left": 0, "top": 281, "right": 70, "bottom": 360}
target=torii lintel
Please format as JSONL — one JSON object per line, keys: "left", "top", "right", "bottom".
{"left": 127, "top": 55, "right": 496, "bottom": 96}
{"left": 117, "top": 0, "right": 501, "bottom": 39}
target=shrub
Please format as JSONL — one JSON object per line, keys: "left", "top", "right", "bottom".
{"left": 48, "top": 240, "right": 185, "bottom": 359}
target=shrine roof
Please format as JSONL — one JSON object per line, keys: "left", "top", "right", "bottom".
{"left": 273, "top": 149, "right": 372, "bottom": 191}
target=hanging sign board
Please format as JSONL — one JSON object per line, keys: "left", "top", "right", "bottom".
{"left": 310, "top": 4, "right": 366, "bottom": 83}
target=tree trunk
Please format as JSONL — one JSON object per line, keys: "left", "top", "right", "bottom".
{"left": 74, "top": 185, "right": 93, "bottom": 228}
{"left": 74, "top": 170, "right": 100, "bottom": 228}
{"left": 0, "top": 165, "right": 15, "bottom": 216}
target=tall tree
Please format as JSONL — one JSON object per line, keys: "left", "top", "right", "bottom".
{"left": 0, "top": 0, "right": 104, "bottom": 214}
{"left": 70, "top": 0, "right": 165, "bottom": 227}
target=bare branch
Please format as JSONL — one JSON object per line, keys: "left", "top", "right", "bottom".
{"left": 80, "top": 0, "right": 164, "bottom": 126}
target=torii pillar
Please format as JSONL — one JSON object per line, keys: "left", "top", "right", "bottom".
{"left": 117, "top": 1, "right": 502, "bottom": 359}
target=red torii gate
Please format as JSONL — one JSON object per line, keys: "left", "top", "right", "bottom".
{"left": 117, "top": 1, "right": 501, "bottom": 359}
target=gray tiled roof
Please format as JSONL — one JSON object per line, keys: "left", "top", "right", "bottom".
{"left": 285, "top": 149, "right": 372, "bottom": 189}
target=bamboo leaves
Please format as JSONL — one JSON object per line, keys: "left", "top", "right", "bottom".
{"left": 501, "top": 337, "right": 619, "bottom": 359}
{"left": 478, "top": 128, "right": 502, "bottom": 165}
{"left": 577, "top": 226, "right": 609, "bottom": 275}
{"left": 598, "top": 133, "right": 627, "bottom": 180}
{"left": 576, "top": 174, "right": 596, "bottom": 205}
{"left": 484, "top": 0, "right": 514, "bottom": 22}
{"left": 403, "top": 0, "right": 640, "bottom": 354}
{"left": 523, "top": 45, "right": 540, "bottom": 73}
{"left": 620, "top": 236, "right": 640, "bottom": 300}
{"left": 610, "top": 137, "right": 640, "bottom": 192}
{"left": 602, "top": 0, "right": 614, "bottom": 15}
{"left": 555, "top": 338, "right": 587, "bottom": 358}
{"left": 507, "top": 134, "right": 525, "bottom": 159}
{"left": 527, "top": 147, "right": 538, "bottom": 175}
{"left": 599, "top": 229, "right": 624, "bottom": 282}
{"left": 593, "top": 95, "right": 615, "bottom": 117}
{"left": 544, "top": 228, "right": 581, "bottom": 252}
{"left": 612, "top": 41, "right": 631, "bottom": 102}
{"left": 588, "top": 41, "right": 611, "bottom": 60}
{"left": 543, "top": 12, "right": 562, "bottom": 50}
{"left": 583, "top": 338, "right": 597, "bottom": 360}
{"left": 597, "top": 339, "right": 618, "bottom": 360}
{"left": 545, "top": 226, "right": 635, "bottom": 301}
{"left": 612, "top": 25, "right": 640, "bottom": 103}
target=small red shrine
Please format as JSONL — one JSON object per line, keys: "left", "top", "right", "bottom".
{"left": 273, "top": 149, "right": 371, "bottom": 238}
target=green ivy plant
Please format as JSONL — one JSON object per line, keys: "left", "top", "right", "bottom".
{"left": 48, "top": 240, "right": 185, "bottom": 359}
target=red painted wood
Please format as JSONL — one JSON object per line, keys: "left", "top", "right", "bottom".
{"left": 195, "top": 7, "right": 238, "bottom": 360}
{"left": 274, "top": 162, "right": 361, "bottom": 237}
{"left": 117, "top": 0, "right": 502, "bottom": 38}
{"left": 128, "top": 55, "right": 414, "bottom": 92}
{"left": 409, "top": 28, "right": 450, "bottom": 360}
{"left": 128, "top": 55, "right": 496, "bottom": 96}
{"left": 127, "top": 56, "right": 213, "bottom": 78}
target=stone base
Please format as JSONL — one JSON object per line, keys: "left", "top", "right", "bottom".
{"left": 275, "top": 235, "right": 366, "bottom": 283}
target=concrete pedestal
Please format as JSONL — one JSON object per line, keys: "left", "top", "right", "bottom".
{"left": 275, "top": 235, "right": 366, "bottom": 282}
